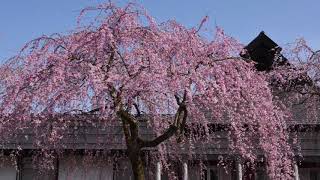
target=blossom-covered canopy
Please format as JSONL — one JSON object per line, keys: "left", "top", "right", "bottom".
{"left": 0, "top": 2, "right": 296, "bottom": 179}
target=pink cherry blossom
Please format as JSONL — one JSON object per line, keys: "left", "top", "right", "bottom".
{"left": 0, "top": 2, "right": 305, "bottom": 180}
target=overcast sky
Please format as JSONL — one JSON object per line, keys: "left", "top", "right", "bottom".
{"left": 0, "top": 0, "right": 319, "bottom": 62}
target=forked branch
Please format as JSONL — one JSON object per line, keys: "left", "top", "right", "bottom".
{"left": 141, "top": 92, "right": 188, "bottom": 148}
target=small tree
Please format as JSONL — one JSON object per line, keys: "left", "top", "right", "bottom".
{"left": 0, "top": 2, "right": 296, "bottom": 180}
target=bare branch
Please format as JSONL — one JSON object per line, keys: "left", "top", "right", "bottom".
{"left": 133, "top": 103, "right": 141, "bottom": 116}
{"left": 116, "top": 50, "right": 132, "bottom": 77}
{"left": 140, "top": 125, "right": 178, "bottom": 148}
{"left": 117, "top": 109, "right": 137, "bottom": 127}
{"left": 174, "top": 94, "right": 181, "bottom": 105}
{"left": 141, "top": 102, "right": 188, "bottom": 148}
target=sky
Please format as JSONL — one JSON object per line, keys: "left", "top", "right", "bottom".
{"left": 0, "top": 0, "right": 319, "bottom": 62}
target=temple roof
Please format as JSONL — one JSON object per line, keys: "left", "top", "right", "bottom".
{"left": 241, "top": 31, "right": 289, "bottom": 71}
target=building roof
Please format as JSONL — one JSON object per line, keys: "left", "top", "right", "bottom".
{"left": 241, "top": 31, "right": 289, "bottom": 71}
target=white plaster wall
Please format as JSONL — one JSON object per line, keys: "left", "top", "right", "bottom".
{"left": 218, "top": 166, "right": 232, "bottom": 180}
{"left": 299, "top": 169, "right": 310, "bottom": 180}
{"left": 188, "top": 164, "right": 201, "bottom": 180}
{"left": 0, "top": 165, "right": 16, "bottom": 180}
{"left": 0, "top": 156, "right": 16, "bottom": 180}
{"left": 114, "top": 160, "right": 133, "bottom": 180}
{"left": 188, "top": 164, "right": 232, "bottom": 180}
{"left": 299, "top": 168, "right": 320, "bottom": 180}
{"left": 58, "top": 156, "right": 113, "bottom": 180}
{"left": 20, "top": 157, "right": 55, "bottom": 180}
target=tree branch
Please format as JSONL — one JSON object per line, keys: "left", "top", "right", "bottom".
{"left": 141, "top": 96, "right": 188, "bottom": 148}
{"left": 117, "top": 109, "right": 139, "bottom": 140}
{"left": 121, "top": 117, "right": 131, "bottom": 144}
{"left": 140, "top": 125, "right": 178, "bottom": 148}
{"left": 117, "top": 109, "right": 137, "bottom": 126}
{"left": 133, "top": 103, "right": 141, "bottom": 116}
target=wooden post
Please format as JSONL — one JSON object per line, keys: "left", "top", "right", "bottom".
{"left": 183, "top": 162, "right": 188, "bottom": 180}
{"left": 236, "top": 160, "right": 242, "bottom": 180}
{"left": 156, "top": 162, "right": 161, "bottom": 180}
{"left": 294, "top": 162, "right": 300, "bottom": 180}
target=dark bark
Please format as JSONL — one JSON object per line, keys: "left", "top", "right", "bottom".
{"left": 128, "top": 146, "right": 145, "bottom": 180}
{"left": 118, "top": 109, "right": 145, "bottom": 180}
{"left": 141, "top": 125, "right": 178, "bottom": 147}
{"left": 116, "top": 97, "right": 188, "bottom": 180}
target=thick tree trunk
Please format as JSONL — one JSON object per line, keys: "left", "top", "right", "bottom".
{"left": 128, "top": 148, "right": 145, "bottom": 180}
{"left": 117, "top": 105, "right": 187, "bottom": 180}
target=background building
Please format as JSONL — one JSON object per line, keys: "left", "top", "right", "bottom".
{"left": 0, "top": 32, "right": 319, "bottom": 180}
